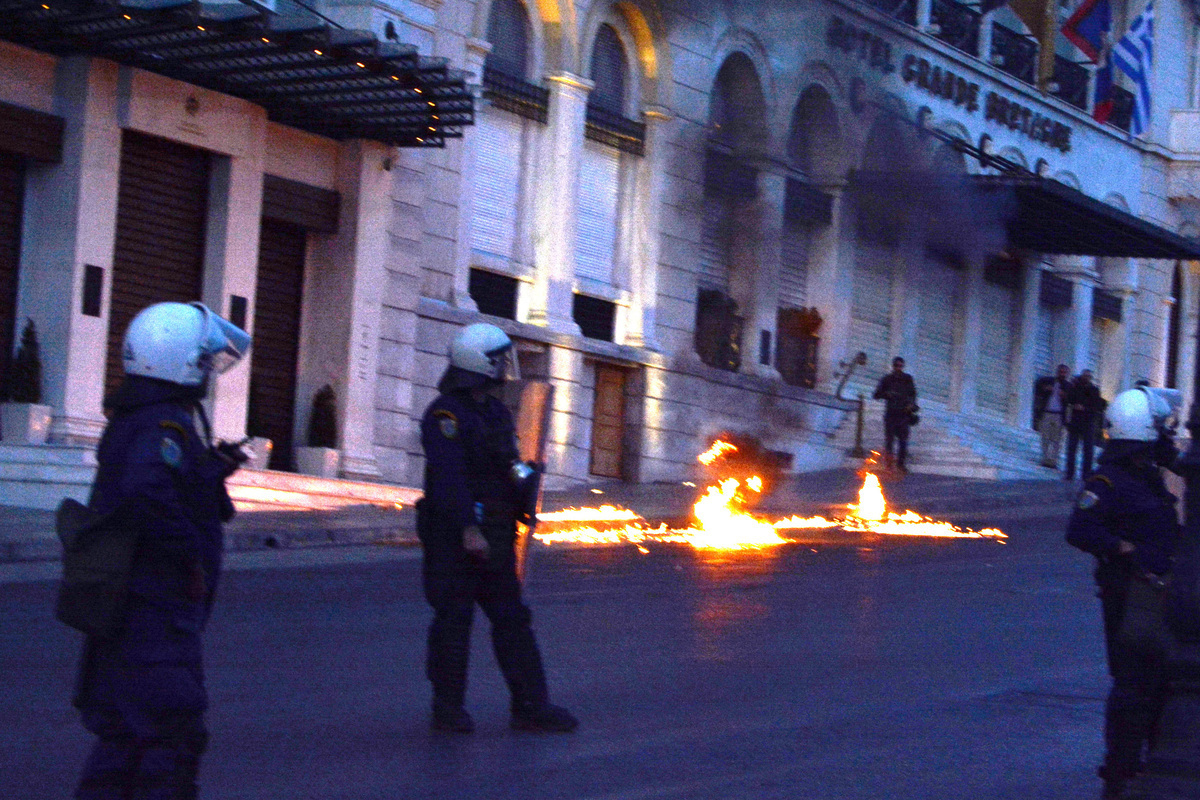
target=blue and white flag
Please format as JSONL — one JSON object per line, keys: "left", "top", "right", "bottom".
{"left": 1112, "top": 0, "right": 1154, "bottom": 137}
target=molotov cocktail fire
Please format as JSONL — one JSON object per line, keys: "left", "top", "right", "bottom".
{"left": 534, "top": 440, "right": 1005, "bottom": 551}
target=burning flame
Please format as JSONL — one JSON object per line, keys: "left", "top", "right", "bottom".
{"left": 698, "top": 439, "right": 738, "bottom": 466}
{"left": 535, "top": 470, "right": 1004, "bottom": 551}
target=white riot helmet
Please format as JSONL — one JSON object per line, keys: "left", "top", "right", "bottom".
{"left": 1106, "top": 386, "right": 1183, "bottom": 442}
{"left": 122, "top": 302, "right": 251, "bottom": 387}
{"left": 448, "top": 323, "right": 518, "bottom": 382}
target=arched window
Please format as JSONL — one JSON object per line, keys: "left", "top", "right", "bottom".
{"left": 589, "top": 25, "right": 627, "bottom": 113}
{"left": 485, "top": 0, "right": 530, "bottom": 78}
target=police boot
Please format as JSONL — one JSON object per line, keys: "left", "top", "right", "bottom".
{"left": 431, "top": 698, "right": 474, "bottom": 733}
{"left": 510, "top": 700, "right": 578, "bottom": 733}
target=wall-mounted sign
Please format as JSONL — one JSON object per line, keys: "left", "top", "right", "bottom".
{"left": 825, "top": 15, "right": 1073, "bottom": 154}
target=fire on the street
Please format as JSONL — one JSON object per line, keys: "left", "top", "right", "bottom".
{"left": 534, "top": 441, "right": 1005, "bottom": 551}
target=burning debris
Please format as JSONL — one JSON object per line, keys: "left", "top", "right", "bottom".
{"left": 533, "top": 440, "right": 1005, "bottom": 551}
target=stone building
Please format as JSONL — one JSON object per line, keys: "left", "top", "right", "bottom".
{"left": 1, "top": 0, "right": 1200, "bottom": 504}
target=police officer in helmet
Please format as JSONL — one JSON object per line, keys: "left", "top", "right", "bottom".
{"left": 73, "top": 302, "right": 250, "bottom": 799}
{"left": 418, "top": 322, "right": 577, "bottom": 733}
{"left": 1066, "top": 385, "right": 1183, "bottom": 799}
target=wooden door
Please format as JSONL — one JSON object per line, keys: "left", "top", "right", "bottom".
{"left": 590, "top": 364, "right": 626, "bottom": 478}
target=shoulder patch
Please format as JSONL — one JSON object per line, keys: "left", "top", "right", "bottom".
{"left": 1077, "top": 490, "right": 1100, "bottom": 510}
{"left": 160, "top": 436, "right": 184, "bottom": 469}
{"left": 433, "top": 409, "right": 458, "bottom": 439}
{"left": 159, "top": 420, "right": 189, "bottom": 439}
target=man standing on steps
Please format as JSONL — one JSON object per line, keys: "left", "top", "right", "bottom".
{"left": 1065, "top": 369, "right": 1107, "bottom": 481}
{"left": 1033, "top": 364, "right": 1072, "bottom": 469}
{"left": 873, "top": 357, "right": 918, "bottom": 473}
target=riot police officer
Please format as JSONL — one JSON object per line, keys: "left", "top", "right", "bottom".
{"left": 73, "top": 302, "right": 250, "bottom": 799}
{"left": 1066, "top": 386, "right": 1183, "bottom": 799}
{"left": 418, "top": 323, "right": 577, "bottom": 734}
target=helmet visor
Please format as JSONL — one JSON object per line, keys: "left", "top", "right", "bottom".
{"left": 486, "top": 345, "right": 520, "bottom": 382}
{"left": 191, "top": 303, "right": 251, "bottom": 375}
{"left": 1143, "top": 387, "right": 1183, "bottom": 432}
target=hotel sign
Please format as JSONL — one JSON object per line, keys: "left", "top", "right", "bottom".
{"left": 826, "top": 15, "right": 1072, "bottom": 153}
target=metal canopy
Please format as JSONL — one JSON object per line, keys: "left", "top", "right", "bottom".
{"left": 848, "top": 170, "right": 1200, "bottom": 260}
{"left": 0, "top": 0, "right": 474, "bottom": 148}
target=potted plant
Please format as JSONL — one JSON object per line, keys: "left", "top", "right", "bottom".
{"left": 294, "top": 384, "right": 340, "bottom": 478}
{"left": 1, "top": 319, "right": 52, "bottom": 445}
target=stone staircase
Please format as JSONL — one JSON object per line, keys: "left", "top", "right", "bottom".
{"left": 827, "top": 400, "right": 1057, "bottom": 481}
{"left": 0, "top": 444, "right": 422, "bottom": 512}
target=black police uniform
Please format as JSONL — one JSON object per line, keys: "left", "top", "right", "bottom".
{"left": 417, "top": 368, "right": 574, "bottom": 731}
{"left": 74, "top": 376, "right": 235, "bottom": 800}
{"left": 1066, "top": 443, "right": 1180, "bottom": 793}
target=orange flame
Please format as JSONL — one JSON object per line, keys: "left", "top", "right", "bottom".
{"left": 697, "top": 439, "right": 738, "bottom": 466}
{"left": 534, "top": 471, "right": 1004, "bottom": 551}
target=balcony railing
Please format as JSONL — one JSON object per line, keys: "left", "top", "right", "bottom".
{"left": 584, "top": 103, "right": 646, "bottom": 156}
{"left": 1051, "top": 56, "right": 1088, "bottom": 110}
{"left": 1110, "top": 86, "right": 1135, "bottom": 132}
{"left": 482, "top": 64, "right": 549, "bottom": 124}
{"left": 861, "top": 0, "right": 917, "bottom": 26}
{"left": 990, "top": 23, "right": 1037, "bottom": 85}
{"left": 930, "top": 0, "right": 981, "bottom": 55}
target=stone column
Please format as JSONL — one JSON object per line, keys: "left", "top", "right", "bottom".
{"left": 1069, "top": 274, "right": 1096, "bottom": 374}
{"left": 953, "top": 254, "right": 985, "bottom": 413}
{"left": 203, "top": 146, "right": 265, "bottom": 443}
{"left": 734, "top": 169, "right": 785, "bottom": 379}
{"left": 623, "top": 106, "right": 671, "bottom": 351}
{"left": 302, "top": 139, "right": 391, "bottom": 481}
{"left": 17, "top": 57, "right": 121, "bottom": 445}
{"left": 1010, "top": 261, "right": 1042, "bottom": 427}
{"left": 527, "top": 72, "right": 591, "bottom": 334}
{"left": 447, "top": 38, "right": 491, "bottom": 313}
{"left": 805, "top": 186, "right": 855, "bottom": 394}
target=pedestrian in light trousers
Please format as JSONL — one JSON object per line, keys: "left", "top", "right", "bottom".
{"left": 1033, "top": 364, "right": 1071, "bottom": 469}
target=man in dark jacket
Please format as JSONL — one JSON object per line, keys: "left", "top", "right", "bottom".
{"left": 418, "top": 322, "right": 577, "bottom": 734}
{"left": 1065, "top": 386, "right": 1182, "bottom": 799}
{"left": 1033, "top": 364, "right": 1071, "bottom": 469}
{"left": 873, "top": 357, "right": 918, "bottom": 472}
{"left": 1065, "top": 369, "right": 1107, "bottom": 480}
{"left": 74, "top": 302, "right": 250, "bottom": 800}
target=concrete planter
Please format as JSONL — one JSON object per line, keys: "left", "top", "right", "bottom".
{"left": 294, "top": 446, "right": 340, "bottom": 478}
{"left": 0, "top": 402, "right": 52, "bottom": 445}
{"left": 245, "top": 437, "right": 273, "bottom": 471}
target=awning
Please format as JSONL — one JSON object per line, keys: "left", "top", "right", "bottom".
{"left": 0, "top": 0, "right": 474, "bottom": 148}
{"left": 848, "top": 170, "right": 1200, "bottom": 260}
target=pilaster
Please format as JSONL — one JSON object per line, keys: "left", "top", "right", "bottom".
{"left": 623, "top": 106, "right": 671, "bottom": 351}
{"left": 739, "top": 169, "right": 785, "bottom": 379}
{"left": 303, "top": 139, "right": 391, "bottom": 481}
{"left": 1010, "top": 261, "right": 1042, "bottom": 427}
{"left": 806, "top": 187, "right": 854, "bottom": 394}
{"left": 527, "top": 72, "right": 591, "bottom": 335}
{"left": 448, "top": 37, "right": 491, "bottom": 313}
{"left": 18, "top": 57, "right": 121, "bottom": 445}
{"left": 954, "top": 255, "right": 985, "bottom": 413}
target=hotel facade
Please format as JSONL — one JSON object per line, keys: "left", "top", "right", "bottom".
{"left": 1, "top": 0, "right": 1200, "bottom": 500}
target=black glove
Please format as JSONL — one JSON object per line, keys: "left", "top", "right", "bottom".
{"left": 213, "top": 440, "right": 251, "bottom": 477}
{"left": 1153, "top": 431, "right": 1180, "bottom": 471}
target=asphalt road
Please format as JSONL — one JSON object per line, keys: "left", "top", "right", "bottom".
{"left": 0, "top": 494, "right": 1108, "bottom": 800}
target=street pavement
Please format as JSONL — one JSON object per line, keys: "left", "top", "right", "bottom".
{"left": 0, "top": 469, "right": 1110, "bottom": 799}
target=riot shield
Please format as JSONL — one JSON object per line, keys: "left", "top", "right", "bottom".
{"left": 511, "top": 380, "right": 554, "bottom": 582}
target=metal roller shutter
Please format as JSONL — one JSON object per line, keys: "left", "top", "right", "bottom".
{"left": 913, "top": 256, "right": 961, "bottom": 404}
{"left": 0, "top": 152, "right": 23, "bottom": 393}
{"left": 107, "top": 132, "right": 209, "bottom": 396}
{"left": 850, "top": 242, "right": 894, "bottom": 392}
{"left": 1034, "top": 306, "right": 1055, "bottom": 379}
{"left": 977, "top": 281, "right": 1019, "bottom": 417}
{"left": 249, "top": 219, "right": 306, "bottom": 470}
{"left": 1088, "top": 318, "right": 1106, "bottom": 379}
{"left": 470, "top": 110, "right": 523, "bottom": 260}
{"left": 575, "top": 140, "right": 620, "bottom": 284}
{"left": 698, "top": 196, "right": 730, "bottom": 293}
{"left": 779, "top": 219, "right": 809, "bottom": 309}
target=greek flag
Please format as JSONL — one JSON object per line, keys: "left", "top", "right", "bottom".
{"left": 1112, "top": 0, "right": 1154, "bottom": 137}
